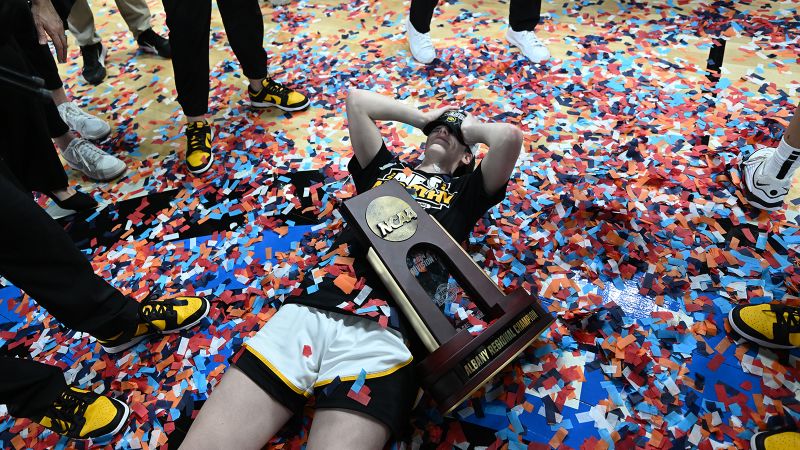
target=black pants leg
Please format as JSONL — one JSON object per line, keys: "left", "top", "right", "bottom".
{"left": 0, "top": 36, "right": 68, "bottom": 192}
{"left": 0, "top": 357, "right": 66, "bottom": 419}
{"left": 409, "top": 0, "right": 437, "bottom": 33}
{"left": 0, "top": 161, "right": 140, "bottom": 339}
{"left": 509, "top": 0, "right": 541, "bottom": 32}
{"left": 410, "top": 0, "right": 541, "bottom": 33}
{"left": 162, "top": 0, "right": 213, "bottom": 117}
{"left": 217, "top": 0, "right": 268, "bottom": 80}
{"left": 162, "top": 0, "right": 268, "bottom": 117}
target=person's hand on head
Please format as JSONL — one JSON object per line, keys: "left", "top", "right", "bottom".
{"left": 31, "top": 0, "right": 67, "bottom": 63}
{"left": 420, "top": 105, "right": 458, "bottom": 129}
{"left": 460, "top": 111, "right": 482, "bottom": 146}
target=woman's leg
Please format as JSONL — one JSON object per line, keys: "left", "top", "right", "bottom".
{"left": 216, "top": 0, "right": 268, "bottom": 91}
{"left": 306, "top": 409, "right": 391, "bottom": 450}
{"left": 179, "top": 367, "right": 294, "bottom": 450}
{"left": 162, "top": 0, "right": 213, "bottom": 121}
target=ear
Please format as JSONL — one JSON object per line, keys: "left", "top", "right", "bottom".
{"left": 461, "top": 152, "right": 474, "bottom": 166}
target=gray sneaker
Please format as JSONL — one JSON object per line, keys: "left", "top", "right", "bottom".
{"left": 57, "top": 101, "right": 112, "bottom": 141}
{"left": 61, "top": 138, "right": 127, "bottom": 181}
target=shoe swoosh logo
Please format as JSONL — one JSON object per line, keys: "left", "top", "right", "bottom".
{"left": 205, "top": 135, "right": 211, "bottom": 148}
{"left": 753, "top": 179, "right": 788, "bottom": 194}
{"left": 266, "top": 94, "right": 282, "bottom": 104}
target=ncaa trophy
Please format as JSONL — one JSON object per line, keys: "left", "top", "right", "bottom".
{"left": 341, "top": 180, "right": 553, "bottom": 413}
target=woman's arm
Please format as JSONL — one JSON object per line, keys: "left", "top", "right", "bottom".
{"left": 345, "top": 89, "right": 453, "bottom": 167}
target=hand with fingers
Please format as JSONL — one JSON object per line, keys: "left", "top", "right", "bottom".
{"left": 459, "top": 111, "right": 482, "bottom": 147}
{"left": 419, "top": 105, "right": 458, "bottom": 130}
{"left": 31, "top": 0, "right": 67, "bottom": 63}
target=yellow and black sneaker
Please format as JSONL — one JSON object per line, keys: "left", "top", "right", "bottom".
{"left": 34, "top": 386, "right": 129, "bottom": 440}
{"left": 98, "top": 295, "right": 211, "bottom": 353}
{"left": 185, "top": 120, "right": 214, "bottom": 175}
{"left": 728, "top": 304, "right": 800, "bottom": 349}
{"left": 249, "top": 78, "right": 310, "bottom": 111}
{"left": 751, "top": 430, "right": 800, "bottom": 450}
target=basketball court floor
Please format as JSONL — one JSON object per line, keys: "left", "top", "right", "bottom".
{"left": 0, "top": 0, "right": 798, "bottom": 448}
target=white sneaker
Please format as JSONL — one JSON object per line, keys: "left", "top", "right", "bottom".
{"left": 405, "top": 18, "right": 435, "bottom": 64}
{"left": 57, "top": 101, "right": 112, "bottom": 141}
{"left": 61, "top": 138, "right": 127, "bottom": 181}
{"left": 506, "top": 29, "right": 550, "bottom": 63}
{"left": 741, "top": 146, "right": 791, "bottom": 211}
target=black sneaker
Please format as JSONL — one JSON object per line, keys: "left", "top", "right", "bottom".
{"left": 34, "top": 386, "right": 129, "bottom": 440}
{"left": 185, "top": 121, "right": 214, "bottom": 175}
{"left": 79, "top": 43, "right": 107, "bottom": 85}
{"left": 97, "top": 295, "right": 211, "bottom": 353}
{"left": 45, "top": 190, "right": 98, "bottom": 212}
{"left": 137, "top": 28, "right": 171, "bottom": 58}
{"left": 249, "top": 78, "right": 310, "bottom": 111}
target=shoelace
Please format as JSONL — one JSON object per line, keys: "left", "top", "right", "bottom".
{"left": 71, "top": 140, "right": 106, "bottom": 167}
{"left": 140, "top": 298, "right": 181, "bottom": 330}
{"left": 263, "top": 79, "right": 291, "bottom": 96}
{"left": 520, "top": 31, "right": 545, "bottom": 48}
{"left": 61, "top": 103, "right": 96, "bottom": 128}
{"left": 43, "top": 390, "right": 90, "bottom": 435}
{"left": 186, "top": 124, "right": 208, "bottom": 155}
{"left": 774, "top": 305, "right": 800, "bottom": 333}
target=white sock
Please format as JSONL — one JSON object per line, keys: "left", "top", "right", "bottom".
{"left": 765, "top": 137, "right": 800, "bottom": 180}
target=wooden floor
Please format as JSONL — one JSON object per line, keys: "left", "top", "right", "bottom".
{"left": 2, "top": 0, "right": 798, "bottom": 448}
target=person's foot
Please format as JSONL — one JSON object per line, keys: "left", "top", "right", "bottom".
{"left": 61, "top": 138, "right": 127, "bottom": 181}
{"left": 97, "top": 295, "right": 211, "bottom": 353}
{"left": 506, "top": 29, "right": 550, "bottom": 63}
{"left": 405, "top": 18, "right": 435, "bottom": 64}
{"left": 57, "top": 101, "right": 112, "bottom": 141}
{"left": 185, "top": 120, "right": 214, "bottom": 175}
{"left": 34, "top": 386, "right": 129, "bottom": 440}
{"left": 741, "top": 146, "right": 792, "bottom": 211}
{"left": 79, "top": 42, "right": 107, "bottom": 85}
{"left": 751, "top": 430, "right": 800, "bottom": 450}
{"left": 136, "top": 28, "right": 171, "bottom": 58}
{"left": 728, "top": 304, "right": 800, "bottom": 349}
{"left": 248, "top": 78, "right": 310, "bottom": 111}
{"left": 47, "top": 188, "right": 98, "bottom": 212}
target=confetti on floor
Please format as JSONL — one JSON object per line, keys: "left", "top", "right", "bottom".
{"left": 2, "top": 0, "right": 799, "bottom": 448}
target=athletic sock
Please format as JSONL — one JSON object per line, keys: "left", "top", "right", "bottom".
{"left": 765, "top": 137, "right": 800, "bottom": 180}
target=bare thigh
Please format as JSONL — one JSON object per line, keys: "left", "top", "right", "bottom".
{"left": 178, "top": 367, "right": 294, "bottom": 450}
{"left": 306, "top": 408, "right": 391, "bottom": 450}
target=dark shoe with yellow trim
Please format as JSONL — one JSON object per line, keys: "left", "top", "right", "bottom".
{"left": 728, "top": 304, "right": 800, "bottom": 349}
{"left": 34, "top": 386, "right": 129, "bottom": 440}
{"left": 751, "top": 430, "right": 800, "bottom": 450}
{"left": 98, "top": 295, "right": 211, "bottom": 353}
{"left": 185, "top": 121, "right": 214, "bottom": 175}
{"left": 249, "top": 78, "right": 309, "bottom": 111}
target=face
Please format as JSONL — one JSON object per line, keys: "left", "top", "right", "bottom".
{"left": 425, "top": 125, "right": 467, "bottom": 156}
{"left": 423, "top": 125, "right": 473, "bottom": 173}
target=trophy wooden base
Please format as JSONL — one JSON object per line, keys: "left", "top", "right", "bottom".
{"left": 415, "top": 289, "right": 553, "bottom": 413}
